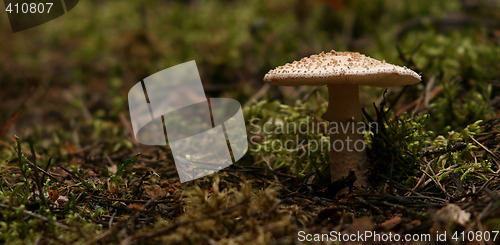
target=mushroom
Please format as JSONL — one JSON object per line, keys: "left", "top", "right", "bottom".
{"left": 264, "top": 50, "right": 421, "bottom": 189}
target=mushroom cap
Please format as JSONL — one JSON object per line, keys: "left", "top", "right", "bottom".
{"left": 264, "top": 50, "right": 421, "bottom": 87}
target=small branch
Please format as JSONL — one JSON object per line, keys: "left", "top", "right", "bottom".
{"left": 419, "top": 142, "right": 468, "bottom": 157}
{"left": 24, "top": 158, "right": 61, "bottom": 183}
{"left": 420, "top": 159, "right": 452, "bottom": 199}
{"left": 243, "top": 83, "right": 271, "bottom": 108}
{"left": 91, "top": 195, "right": 177, "bottom": 204}
{"left": 470, "top": 135, "right": 500, "bottom": 169}
{"left": 90, "top": 195, "right": 172, "bottom": 244}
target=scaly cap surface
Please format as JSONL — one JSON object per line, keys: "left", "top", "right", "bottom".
{"left": 264, "top": 50, "right": 421, "bottom": 87}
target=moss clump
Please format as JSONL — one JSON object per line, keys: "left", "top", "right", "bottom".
{"left": 137, "top": 177, "right": 311, "bottom": 244}
{"left": 365, "top": 105, "right": 431, "bottom": 186}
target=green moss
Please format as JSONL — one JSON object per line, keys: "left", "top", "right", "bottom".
{"left": 0, "top": 0, "right": 498, "bottom": 243}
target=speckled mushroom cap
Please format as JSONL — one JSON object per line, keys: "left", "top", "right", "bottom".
{"left": 264, "top": 50, "right": 421, "bottom": 87}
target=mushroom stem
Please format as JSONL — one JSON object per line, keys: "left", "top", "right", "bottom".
{"left": 323, "top": 84, "right": 369, "bottom": 187}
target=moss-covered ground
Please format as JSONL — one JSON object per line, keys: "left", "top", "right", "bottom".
{"left": 0, "top": 0, "right": 499, "bottom": 244}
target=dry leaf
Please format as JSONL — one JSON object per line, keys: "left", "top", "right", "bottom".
{"left": 145, "top": 184, "right": 165, "bottom": 199}
{"left": 127, "top": 203, "right": 143, "bottom": 211}
{"left": 56, "top": 195, "right": 69, "bottom": 205}
{"left": 48, "top": 189, "right": 59, "bottom": 202}
{"left": 379, "top": 216, "right": 402, "bottom": 231}
{"left": 107, "top": 164, "right": 117, "bottom": 174}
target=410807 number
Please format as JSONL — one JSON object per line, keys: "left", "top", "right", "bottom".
{"left": 5, "top": 3, "right": 53, "bottom": 14}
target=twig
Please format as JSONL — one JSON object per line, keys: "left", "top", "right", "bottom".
{"left": 395, "top": 84, "right": 443, "bottom": 117}
{"left": 412, "top": 75, "right": 436, "bottom": 116}
{"left": 302, "top": 87, "right": 319, "bottom": 102}
{"left": 358, "top": 197, "right": 384, "bottom": 215}
{"left": 91, "top": 195, "right": 177, "bottom": 204}
{"left": 243, "top": 83, "right": 271, "bottom": 108}
{"left": 127, "top": 194, "right": 163, "bottom": 226}
{"left": 24, "top": 158, "right": 61, "bottom": 183}
{"left": 109, "top": 211, "right": 117, "bottom": 229}
{"left": 379, "top": 174, "right": 426, "bottom": 197}
{"left": 120, "top": 112, "right": 138, "bottom": 145}
{"left": 478, "top": 174, "right": 499, "bottom": 193}
{"left": 419, "top": 142, "right": 468, "bottom": 157}
{"left": 90, "top": 195, "right": 169, "bottom": 244}
{"left": 470, "top": 135, "right": 500, "bottom": 168}
{"left": 420, "top": 159, "right": 452, "bottom": 199}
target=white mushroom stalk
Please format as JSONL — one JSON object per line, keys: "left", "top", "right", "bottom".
{"left": 323, "top": 84, "right": 369, "bottom": 186}
{"left": 264, "top": 50, "right": 421, "bottom": 192}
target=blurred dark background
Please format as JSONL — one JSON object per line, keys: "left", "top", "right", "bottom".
{"left": 0, "top": 0, "right": 499, "bottom": 148}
